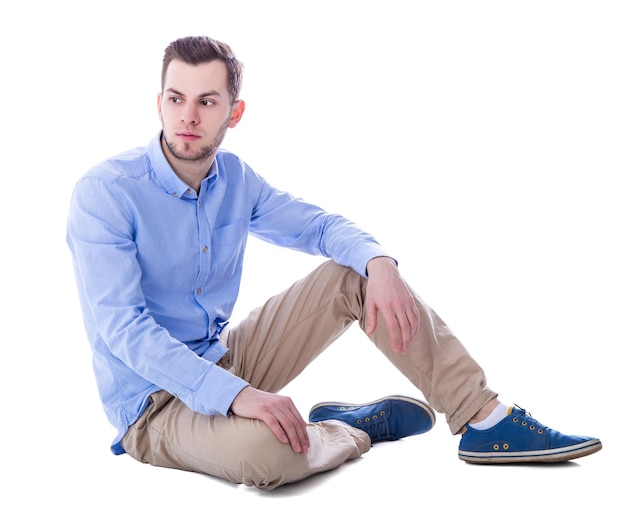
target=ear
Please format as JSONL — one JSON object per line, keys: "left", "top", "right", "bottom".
{"left": 157, "top": 92, "right": 163, "bottom": 118}
{"left": 228, "top": 100, "right": 245, "bottom": 128}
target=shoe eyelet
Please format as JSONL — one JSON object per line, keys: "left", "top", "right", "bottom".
{"left": 356, "top": 419, "right": 362, "bottom": 424}
{"left": 529, "top": 425, "right": 535, "bottom": 430}
{"left": 538, "top": 429, "right": 544, "bottom": 434}
{"left": 493, "top": 444, "right": 500, "bottom": 451}
{"left": 380, "top": 411, "right": 386, "bottom": 416}
{"left": 365, "top": 417, "right": 371, "bottom": 422}
{"left": 372, "top": 415, "right": 378, "bottom": 420}
{"left": 512, "top": 417, "right": 518, "bottom": 423}
{"left": 521, "top": 421, "right": 527, "bottom": 426}
{"left": 340, "top": 407, "right": 346, "bottom": 411}
{"left": 503, "top": 443, "right": 509, "bottom": 450}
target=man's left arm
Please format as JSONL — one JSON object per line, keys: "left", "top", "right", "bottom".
{"left": 248, "top": 175, "right": 419, "bottom": 348}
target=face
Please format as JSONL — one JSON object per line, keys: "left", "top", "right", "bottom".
{"left": 158, "top": 59, "right": 244, "bottom": 165}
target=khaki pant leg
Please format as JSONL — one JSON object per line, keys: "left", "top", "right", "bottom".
{"left": 224, "top": 260, "right": 495, "bottom": 433}
{"left": 122, "top": 390, "right": 368, "bottom": 490}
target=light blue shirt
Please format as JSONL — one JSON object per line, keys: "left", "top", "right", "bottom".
{"left": 67, "top": 132, "right": 390, "bottom": 454}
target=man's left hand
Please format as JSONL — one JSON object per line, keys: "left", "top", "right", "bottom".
{"left": 365, "top": 257, "right": 420, "bottom": 354}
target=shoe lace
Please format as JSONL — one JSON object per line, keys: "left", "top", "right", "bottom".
{"left": 512, "top": 404, "right": 548, "bottom": 434}
{"left": 357, "top": 412, "right": 393, "bottom": 442}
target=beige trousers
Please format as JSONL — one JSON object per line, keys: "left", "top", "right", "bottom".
{"left": 122, "top": 260, "right": 496, "bottom": 489}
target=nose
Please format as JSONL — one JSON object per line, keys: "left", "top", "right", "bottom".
{"left": 180, "top": 105, "right": 199, "bottom": 125}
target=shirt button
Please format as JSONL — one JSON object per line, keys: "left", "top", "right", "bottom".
{"left": 202, "top": 246, "right": 208, "bottom": 253}
{"left": 196, "top": 288, "right": 202, "bottom": 295}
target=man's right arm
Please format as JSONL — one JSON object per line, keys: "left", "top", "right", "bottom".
{"left": 66, "top": 174, "right": 248, "bottom": 417}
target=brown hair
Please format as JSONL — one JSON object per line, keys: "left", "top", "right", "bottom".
{"left": 161, "top": 36, "right": 244, "bottom": 105}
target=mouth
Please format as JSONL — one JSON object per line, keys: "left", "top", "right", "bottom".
{"left": 176, "top": 132, "right": 201, "bottom": 142}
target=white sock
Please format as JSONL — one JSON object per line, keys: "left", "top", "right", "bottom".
{"left": 469, "top": 402, "right": 510, "bottom": 430}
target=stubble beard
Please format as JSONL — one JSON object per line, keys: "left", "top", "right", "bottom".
{"left": 163, "top": 118, "right": 230, "bottom": 162}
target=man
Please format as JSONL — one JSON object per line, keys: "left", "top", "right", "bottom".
{"left": 66, "top": 35, "right": 601, "bottom": 490}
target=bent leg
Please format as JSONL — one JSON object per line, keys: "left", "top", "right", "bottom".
{"left": 225, "top": 260, "right": 496, "bottom": 434}
{"left": 122, "top": 390, "right": 369, "bottom": 490}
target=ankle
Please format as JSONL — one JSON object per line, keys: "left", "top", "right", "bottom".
{"left": 469, "top": 398, "right": 501, "bottom": 424}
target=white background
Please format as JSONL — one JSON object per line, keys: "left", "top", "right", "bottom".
{"left": 1, "top": 1, "right": 624, "bottom": 520}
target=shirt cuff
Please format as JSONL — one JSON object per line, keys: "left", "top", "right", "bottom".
{"left": 353, "top": 249, "right": 397, "bottom": 278}
{"left": 192, "top": 364, "right": 249, "bottom": 416}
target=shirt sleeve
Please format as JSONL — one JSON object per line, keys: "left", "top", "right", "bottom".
{"left": 67, "top": 174, "right": 248, "bottom": 416}
{"left": 248, "top": 176, "right": 393, "bottom": 277}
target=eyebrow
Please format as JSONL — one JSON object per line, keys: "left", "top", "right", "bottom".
{"left": 165, "top": 87, "right": 223, "bottom": 99}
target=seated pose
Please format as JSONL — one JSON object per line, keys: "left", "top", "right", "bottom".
{"left": 66, "top": 35, "right": 601, "bottom": 490}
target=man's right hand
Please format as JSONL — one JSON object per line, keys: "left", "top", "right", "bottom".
{"left": 230, "top": 386, "right": 310, "bottom": 454}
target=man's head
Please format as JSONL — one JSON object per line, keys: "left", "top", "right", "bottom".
{"left": 161, "top": 36, "right": 243, "bottom": 106}
{"left": 157, "top": 36, "right": 246, "bottom": 183}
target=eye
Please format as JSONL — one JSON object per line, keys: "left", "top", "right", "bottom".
{"left": 169, "top": 96, "right": 182, "bottom": 104}
{"left": 200, "top": 99, "right": 215, "bottom": 106}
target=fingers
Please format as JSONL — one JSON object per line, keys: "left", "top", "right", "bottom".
{"left": 283, "top": 408, "right": 310, "bottom": 454}
{"left": 265, "top": 400, "right": 310, "bottom": 454}
{"left": 382, "top": 300, "right": 420, "bottom": 354}
{"left": 367, "top": 303, "right": 420, "bottom": 354}
{"left": 365, "top": 298, "right": 378, "bottom": 336}
{"left": 401, "top": 304, "right": 420, "bottom": 351}
{"left": 364, "top": 260, "right": 421, "bottom": 353}
{"left": 232, "top": 388, "right": 310, "bottom": 454}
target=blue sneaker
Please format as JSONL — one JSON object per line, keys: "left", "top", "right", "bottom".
{"left": 308, "top": 395, "right": 435, "bottom": 443}
{"left": 458, "top": 405, "right": 602, "bottom": 463}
